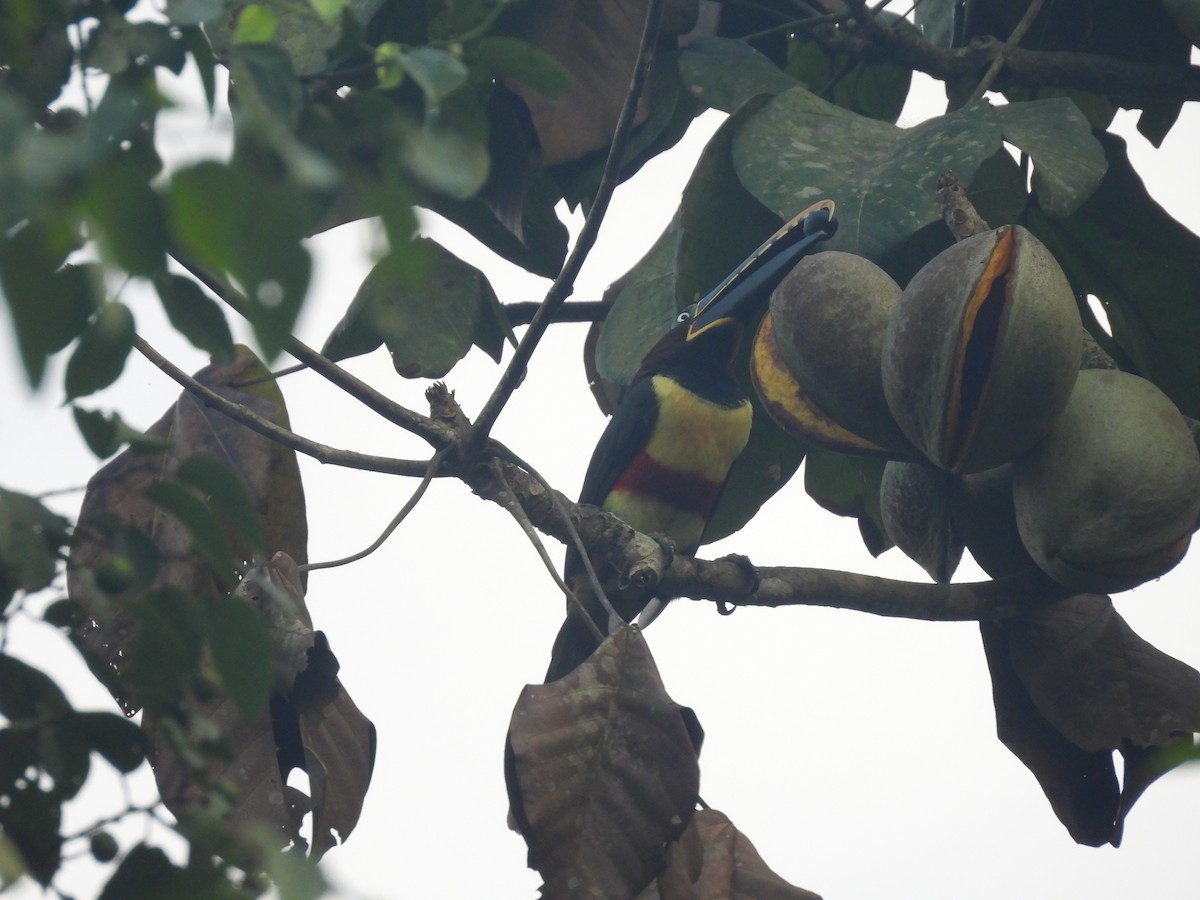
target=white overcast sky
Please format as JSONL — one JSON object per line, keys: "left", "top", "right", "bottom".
{"left": 2, "top": 21, "right": 1199, "bottom": 900}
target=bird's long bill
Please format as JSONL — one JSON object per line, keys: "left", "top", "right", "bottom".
{"left": 686, "top": 199, "right": 837, "bottom": 340}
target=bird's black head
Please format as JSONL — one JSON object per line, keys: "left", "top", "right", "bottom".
{"left": 681, "top": 198, "right": 837, "bottom": 342}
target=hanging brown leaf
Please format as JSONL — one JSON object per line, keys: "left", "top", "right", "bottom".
{"left": 1005, "top": 594, "right": 1200, "bottom": 752}
{"left": 980, "top": 620, "right": 1121, "bottom": 846}
{"left": 144, "top": 553, "right": 375, "bottom": 859}
{"left": 981, "top": 595, "right": 1200, "bottom": 846}
{"left": 637, "top": 809, "right": 823, "bottom": 900}
{"left": 500, "top": 0, "right": 689, "bottom": 165}
{"left": 506, "top": 626, "right": 702, "bottom": 898}
{"left": 68, "top": 345, "right": 308, "bottom": 706}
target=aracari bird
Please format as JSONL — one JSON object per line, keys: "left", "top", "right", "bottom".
{"left": 545, "top": 199, "right": 837, "bottom": 681}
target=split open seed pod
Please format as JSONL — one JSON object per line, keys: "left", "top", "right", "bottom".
{"left": 1013, "top": 369, "right": 1200, "bottom": 593}
{"left": 882, "top": 226, "right": 1082, "bottom": 474}
{"left": 768, "top": 252, "right": 915, "bottom": 455}
{"left": 751, "top": 312, "right": 895, "bottom": 457}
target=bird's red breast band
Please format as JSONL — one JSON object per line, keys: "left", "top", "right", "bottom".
{"left": 610, "top": 451, "right": 724, "bottom": 519}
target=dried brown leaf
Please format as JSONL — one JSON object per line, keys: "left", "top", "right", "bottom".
{"left": 1005, "top": 594, "right": 1200, "bottom": 752}
{"left": 506, "top": 627, "right": 701, "bottom": 898}
{"left": 145, "top": 553, "right": 375, "bottom": 859}
{"left": 69, "top": 345, "right": 308, "bottom": 701}
{"left": 980, "top": 620, "right": 1121, "bottom": 846}
{"left": 502, "top": 0, "right": 656, "bottom": 166}
{"left": 638, "top": 809, "right": 823, "bottom": 900}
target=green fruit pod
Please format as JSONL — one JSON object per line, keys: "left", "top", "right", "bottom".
{"left": 768, "top": 252, "right": 914, "bottom": 455}
{"left": 1013, "top": 369, "right": 1200, "bottom": 593}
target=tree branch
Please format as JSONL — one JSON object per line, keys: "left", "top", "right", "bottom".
{"left": 840, "top": 0, "right": 1200, "bottom": 107}
{"left": 466, "top": 0, "right": 666, "bottom": 452}
{"left": 168, "top": 250, "right": 455, "bottom": 449}
{"left": 133, "top": 336, "right": 436, "bottom": 477}
{"left": 504, "top": 300, "right": 609, "bottom": 328}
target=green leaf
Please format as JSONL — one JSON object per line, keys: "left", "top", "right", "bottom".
{"left": 677, "top": 37, "right": 798, "bottom": 113}
{"left": 1023, "top": 134, "right": 1200, "bottom": 418}
{"left": 469, "top": 36, "right": 571, "bottom": 100}
{"left": 912, "top": 0, "right": 958, "bottom": 47}
{"left": 155, "top": 274, "right": 235, "bottom": 362}
{"left": 142, "top": 480, "right": 239, "bottom": 585}
{"left": 72, "top": 406, "right": 169, "bottom": 459}
{"left": 166, "top": 0, "right": 225, "bottom": 26}
{"left": 784, "top": 14, "right": 915, "bottom": 124}
{"left": 83, "top": 155, "right": 168, "bottom": 277}
{"left": 593, "top": 223, "right": 681, "bottom": 387}
{"left": 123, "top": 590, "right": 206, "bottom": 713}
{"left": 234, "top": 4, "right": 278, "bottom": 44}
{"left": 804, "top": 449, "right": 891, "bottom": 556}
{"left": 402, "top": 118, "right": 490, "bottom": 199}
{"left": 401, "top": 42, "right": 472, "bottom": 106}
{"left": 0, "top": 650, "right": 72, "bottom": 722}
{"left": 995, "top": 99, "right": 1107, "bottom": 217}
{"left": 0, "top": 487, "right": 71, "bottom": 610}
{"left": 732, "top": 88, "right": 1004, "bottom": 263}
{"left": 70, "top": 712, "right": 146, "bottom": 773}
{"left": 167, "top": 160, "right": 318, "bottom": 361}
{"left": 0, "top": 223, "right": 95, "bottom": 387}
{"left": 323, "top": 238, "right": 509, "bottom": 377}
{"left": 310, "top": 0, "right": 347, "bottom": 24}
{"left": 180, "top": 25, "right": 219, "bottom": 110}
{"left": 705, "top": 393, "right": 806, "bottom": 544}
{"left": 176, "top": 455, "right": 266, "bottom": 555}
{"left": 64, "top": 301, "right": 136, "bottom": 401}
{"left": 204, "top": 592, "right": 273, "bottom": 721}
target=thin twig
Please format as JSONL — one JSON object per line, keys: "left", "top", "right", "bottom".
{"left": 490, "top": 460, "right": 607, "bottom": 643}
{"left": 466, "top": 0, "right": 666, "bottom": 451}
{"left": 504, "top": 300, "right": 609, "bottom": 328}
{"left": 964, "top": 0, "right": 1044, "bottom": 105}
{"left": 133, "top": 336, "right": 435, "bottom": 477}
{"left": 489, "top": 443, "right": 619, "bottom": 632}
{"left": 302, "top": 449, "right": 447, "bottom": 572}
{"left": 168, "top": 250, "right": 452, "bottom": 448}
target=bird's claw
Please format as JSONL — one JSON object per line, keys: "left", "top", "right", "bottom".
{"left": 650, "top": 533, "right": 676, "bottom": 567}
{"left": 717, "top": 553, "right": 760, "bottom": 615}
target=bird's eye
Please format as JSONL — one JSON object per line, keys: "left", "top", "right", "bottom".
{"left": 676, "top": 309, "right": 693, "bottom": 324}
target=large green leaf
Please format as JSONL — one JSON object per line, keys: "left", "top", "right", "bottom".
{"left": 0, "top": 488, "right": 71, "bottom": 612}
{"left": 1023, "top": 134, "right": 1200, "bottom": 418}
{"left": 804, "top": 448, "right": 891, "bottom": 557}
{"left": 167, "top": 160, "right": 321, "bottom": 360}
{"left": 209, "top": 0, "right": 385, "bottom": 76}
{"left": 785, "top": 14, "right": 915, "bottom": 124}
{"left": 731, "top": 90, "right": 1106, "bottom": 265}
{"left": 63, "top": 301, "right": 136, "bottom": 401}
{"left": 994, "top": 99, "right": 1107, "bottom": 217}
{"left": 676, "top": 37, "right": 798, "bottom": 114}
{"left": 323, "top": 237, "right": 514, "bottom": 378}
{"left": 592, "top": 223, "right": 681, "bottom": 387}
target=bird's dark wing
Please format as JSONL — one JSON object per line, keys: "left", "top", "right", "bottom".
{"left": 576, "top": 375, "right": 660, "bottom": 508}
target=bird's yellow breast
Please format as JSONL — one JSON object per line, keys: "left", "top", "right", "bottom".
{"left": 645, "top": 375, "right": 753, "bottom": 480}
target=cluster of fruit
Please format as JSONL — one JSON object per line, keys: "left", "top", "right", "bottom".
{"left": 753, "top": 225, "right": 1200, "bottom": 592}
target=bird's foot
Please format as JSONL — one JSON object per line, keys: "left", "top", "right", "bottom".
{"left": 649, "top": 533, "right": 677, "bottom": 567}
{"left": 716, "top": 553, "right": 760, "bottom": 615}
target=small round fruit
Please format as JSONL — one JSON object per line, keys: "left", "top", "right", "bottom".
{"left": 1013, "top": 369, "right": 1200, "bottom": 593}
{"left": 769, "top": 252, "right": 913, "bottom": 454}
